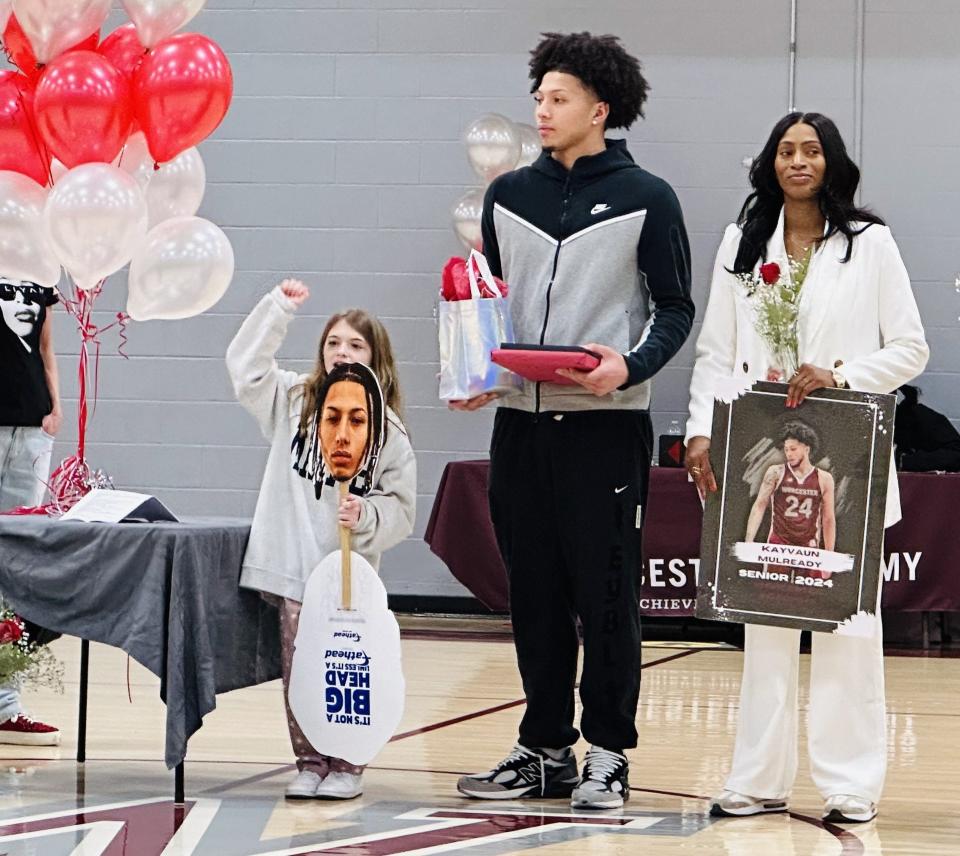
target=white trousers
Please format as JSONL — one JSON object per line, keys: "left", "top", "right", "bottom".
{"left": 0, "top": 425, "right": 54, "bottom": 719}
{"left": 724, "top": 618, "right": 887, "bottom": 803}
{"left": 0, "top": 426, "right": 52, "bottom": 511}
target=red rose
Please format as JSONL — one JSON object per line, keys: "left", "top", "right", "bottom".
{"left": 0, "top": 618, "right": 22, "bottom": 645}
{"left": 760, "top": 262, "right": 781, "bottom": 284}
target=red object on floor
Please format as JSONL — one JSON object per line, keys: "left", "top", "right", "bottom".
{"left": 0, "top": 714, "right": 61, "bottom": 745}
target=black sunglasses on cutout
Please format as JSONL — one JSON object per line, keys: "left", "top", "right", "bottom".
{"left": 0, "top": 282, "right": 45, "bottom": 302}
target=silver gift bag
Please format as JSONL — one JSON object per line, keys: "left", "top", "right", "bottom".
{"left": 438, "top": 250, "right": 522, "bottom": 400}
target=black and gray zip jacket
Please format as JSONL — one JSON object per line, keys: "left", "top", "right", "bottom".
{"left": 481, "top": 138, "right": 695, "bottom": 413}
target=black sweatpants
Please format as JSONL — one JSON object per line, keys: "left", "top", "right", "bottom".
{"left": 488, "top": 407, "right": 652, "bottom": 751}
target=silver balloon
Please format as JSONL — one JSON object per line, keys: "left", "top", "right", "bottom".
{"left": 121, "top": 0, "right": 207, "bottom": 49}
{"left": 44, "top": 163, "right": 148, "bottom": 291}
{"left": 0, "top": 171, "right": 60, "bottom": 287}
{"left": 515, "top": 123, "right": 542, "bottom": 169}
{"left": 12, "top": 0, "right": 112, "bottom": 64}
{"left": 127, "top": 142, "right": 206, "bottom": 228}
{"left": 127, "top": 216, "right": 234, "bottom": 321}
{"left": 463, "top": 114, "right": 520, "bottom": 184}
{"left": 451, "top": 187, "right": 483, "bottom": 253}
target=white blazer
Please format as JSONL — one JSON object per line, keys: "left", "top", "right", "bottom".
{"left": 686, "top": 209, "right": 929, "bottom": 526}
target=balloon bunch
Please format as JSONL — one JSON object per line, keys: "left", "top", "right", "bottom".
{"left": 450, "top": 114, "right": 540, "bottom": 254}
{"left": 0, "top": 1, "right": 236, "bottom": 510}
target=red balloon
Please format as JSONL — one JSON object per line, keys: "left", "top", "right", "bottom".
{"left": 2, "top": 15, "right": 99, "bottom": 82}
{"left": 0, "top": 71, "right": 50, "bottom": 185}
{"left": 34, "top": 51, "right": 133, "bottom": 168}
{"left": 133, "top": 33, "right": 233, "bottom": 164}
{"left": 99, "top": 23, "right": 146, "bottom": 82}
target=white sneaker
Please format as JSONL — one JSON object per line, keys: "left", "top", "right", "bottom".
{"left": 285, "top": 770, "right": 324, "bottom": 800}
{"left": 710, "top": 790, "right": 788, "bottom": 817}
{"left": 823, "top": 794, "right": 877, "bottom": 823}
{"left": 570, "top": 747, "right": 629, "bottom": 810}
{"left": 314, "top": 771, "right": 363, "bottom": 800}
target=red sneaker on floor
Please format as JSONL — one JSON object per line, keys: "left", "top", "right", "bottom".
{"left": 0, "top": 715, "right": 61, "bottom": 746}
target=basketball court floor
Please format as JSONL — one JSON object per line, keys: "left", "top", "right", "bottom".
{"left": 1, "top": 619, "right": 957, "bottom": 855}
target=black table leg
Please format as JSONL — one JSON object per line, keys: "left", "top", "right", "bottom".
{"left": 77, "top": 638, "right": 90, "bottom": 763}
{"left": 175, "top": 762, "right": 185, "bottom": 805}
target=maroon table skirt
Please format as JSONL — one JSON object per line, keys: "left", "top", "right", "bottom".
{"left": 424, "top": 461, "right": 960, "bottom": 616}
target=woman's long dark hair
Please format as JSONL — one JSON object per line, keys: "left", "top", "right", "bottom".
{"left": 731, "top": 112, "right": 884, "bottom": 274}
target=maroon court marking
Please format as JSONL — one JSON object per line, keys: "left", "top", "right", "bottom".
{"left": 195, "top": 639, "right": 871, "bottom": 856}
{"left": 199, "top": 764, "right": 296, "bottom": 795}
{"left": 390, "top": 648, "right": 702, "bottom": 742}
{"left": 209, "top": 647, "right": 705, "bottom": 792}
{"left": 0, "top": 800, "right": 195, "bottom": 856}
{"left": 633, "top": 788, "right": 866, "bottom": 854}
{"left": 389, "top": 698, "right": 527, "bottom": 742}
{"left": 297, "top": 809, "right": 638, "bottom": 855}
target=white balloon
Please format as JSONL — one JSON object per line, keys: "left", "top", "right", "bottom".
{"left": 0, "top": 2, "right": 12, "bottom": 33}
{"left": 11, "top": 0, "right": 111, "bottom": 64}
{"left": 0, "top": 171, "right": 61, "bottom": 288}
{"left": 129, "top": 145, "right": 206, "bottom": 228}
{"left": 117, "top": 132, "right": 154, "bottom": 182}
{"left": 121, "top": 0, "right": 207, "bottom": 48}
{"left": 127, "top": 216, "right": 233, "bottom": 321}
{"left": 463, "top": 114, "right": 520, "bottom": 184}
{"left": 44, "top": 164, "right": 147, "bottom": 290}
{"left": 49, "top": 159, "right": 68, "bottom": 186}
{"left": 515, "top": 122, "right": 542, "bottom": 169}
{"left": 450, "top": 187, "right": 483, "bottom": 253}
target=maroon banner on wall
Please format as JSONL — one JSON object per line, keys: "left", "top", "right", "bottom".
{"left": 425, "top": 461, "right": 960, "bottom": 616}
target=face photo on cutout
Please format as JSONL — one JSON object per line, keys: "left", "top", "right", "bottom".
{"left": 0, "top": 279, "right": 44, "bottom": 352}
{"left": 319, "top": 379, "right": 371, "bottom": 481}
{"left": 293, "top": 360, "right": 386, "bottom": 497}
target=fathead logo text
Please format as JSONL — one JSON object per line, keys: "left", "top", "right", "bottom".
{"left": 334, "top": 630, "right": 362, "bottom": 642}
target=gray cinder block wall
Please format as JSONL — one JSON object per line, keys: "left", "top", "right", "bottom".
{"left": 22, "top": 1, "right": 958, "bottom": 597}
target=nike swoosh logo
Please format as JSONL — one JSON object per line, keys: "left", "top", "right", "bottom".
{"left": 591, "top": 204, "right": 611, "bottom": 215}
{"left": 615, "top": 485, "right": 628, "bottom": 494}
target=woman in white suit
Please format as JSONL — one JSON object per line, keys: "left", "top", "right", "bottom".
{"left": 685, "top": 112, "right": 928, "bottom": 824}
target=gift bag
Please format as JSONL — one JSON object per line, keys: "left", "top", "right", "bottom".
{"left": 438, "top": 250, "right": 521, "bottom": 400}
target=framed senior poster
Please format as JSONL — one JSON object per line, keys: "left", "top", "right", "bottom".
{"left": 696, "top": 381, "right": 896, "bottom": 636}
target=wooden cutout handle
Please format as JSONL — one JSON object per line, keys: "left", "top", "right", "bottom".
{"left": 339, "top": 481, "right": 351, "bottom": 610}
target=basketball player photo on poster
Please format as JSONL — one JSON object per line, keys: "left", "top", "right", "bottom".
{"left": 696, "top": 381, "right": 896, "bottom": 636}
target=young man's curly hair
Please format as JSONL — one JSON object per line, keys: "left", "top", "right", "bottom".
{"left": 781, "top": 420, "right": 819, "bottom": 455}
{"left": 528, "top": 31, "right": 649, "bottom": 130}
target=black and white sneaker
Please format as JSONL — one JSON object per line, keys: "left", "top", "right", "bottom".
{"left": 457, "top": 744, "right": 579, "bottom": 800}
{"left": 570, "top": 746, "right": 629, "bottom": 809}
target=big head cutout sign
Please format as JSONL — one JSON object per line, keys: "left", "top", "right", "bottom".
{"left": 289, "top": 361, "right": 405, "bottom": 766}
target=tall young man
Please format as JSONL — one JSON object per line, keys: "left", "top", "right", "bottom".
{"left": 453, "top": 32, "right": 694, "bottom": 809}
{"left": 0, "top": 277, "right": 62, "bottom": 746}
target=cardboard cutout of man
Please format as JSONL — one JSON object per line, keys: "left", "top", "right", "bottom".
{"left": 288, "top": 360, "right": 405, "bottom": 768}
{"left": 0, "top": 277, "right": 62, "bottom": 746}
{"left": 293, "top": 362, "right": 385, "bottom": 497}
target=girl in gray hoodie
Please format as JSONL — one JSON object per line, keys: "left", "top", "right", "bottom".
{"left": 226, "top": 279, "right": 416, "bottom": 800}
